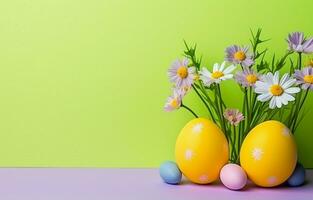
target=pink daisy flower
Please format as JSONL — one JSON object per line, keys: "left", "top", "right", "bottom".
{"left": 223, "top": 108, "right": 245, "bottom": 126}
{"left": 164, "top": 88, "right": 186, "bottom": 112}
{"left": 225, "top": 45, "right": 254, "bottom": 67}
{"left": 168, "top": 58, "right": 196, "bottom": 88}
{"left": 294, "top": 67, "right": 313, "bottom": 90}
{"left": 235, "top": 67, "right": 260, "bottom": 88}
{"left": 287, "top": 32, "right": 313, "bottom": 54}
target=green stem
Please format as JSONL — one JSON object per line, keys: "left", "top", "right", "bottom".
{"left": 291, "top": 89, "right": 309, "bottom": 132}
{"left": 215, "top": 85, "right": 227, "bottom": 133}
{"left": 192, "top": 85, "right": 216, "bottom": 122}
{"left": 197, "top": 83, "right": 219, "bottom": 120}
{"left": 217, "top": 85, "right": 227, "bottom": 109}
{"left": 251, "top": 91, "right": 258, "bottom": 111}
{"left": 288, "top": 91, "right": 302, "bottom": 128}
{"left": 298, "top": 52, "right": 302, "bottom": 70}
{"left": 243, "top": 88, "right": 250, "bottom": 131}
{"left": 289, "top": 53, "right": 304, "bottom": 131}
{"left": 238, "top": 88, "right": 246, "bottom": 146}
{"left": 228, "top": 131, "right": 235, "bottom": 163}
{"left": 232, "top": 125, "right": 238, "bottom": 163}
{"left": 287, "top": 99, "right": 298, "bottom": 126}
{"left": 236, "top": 125, "right": 242, "bottom": 163}
{"left": 299, "top": 89, "right": 309, "bottom": 113}
{"left": 181, "top": 104, "right": 198, "bottom": 118}
{"left": 267, "top": 109, "right": 278, "bottom": 120}
{"left": 247, "top": 102, "right": 268, "bottom": 134}
{"left": 287, "top": 52, "right": 302, "bottom": 129}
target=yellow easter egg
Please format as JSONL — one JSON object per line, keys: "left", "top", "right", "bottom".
{"left": 175, "top": 118, "right": 229, "bottom": 184}
{"left": 240, "top": 120, "right": 297, "bottom": 187}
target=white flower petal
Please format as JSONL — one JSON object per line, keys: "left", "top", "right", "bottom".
{"left": 282, "top": 93, "right": 295, "bottom": 102}
{"left": 219, "top": 61, "right": 226, "bottom": 72}
{"left": 284, "top": 87, "right": 300, "bottom": 94}
{"left": 280, "top": 73, "right": 290, "bottom": 86}
{"left": 213, "top": 63, "right": 219, "bottom": 72}
{"left": 222, "top": 74, "right": 233, "bottom": 80}
{"left": 273, "top": 72, "right": 280, "bottom": 84}
{"left": 255, "top": 80, "right": 264, "bottom": 86}
{"left": 280, "top": 95, "right": 288, "bottom": 105}
{"left": 269, "top": 97, "right": 277, "bottom": 109}
{"left": 223, "top": 65, "right": 236, "bottom": 74}
{"left": 264, "top": 72, "right": 274, "bottom": 84}
{"left": 257, "top": 93, "right": 272, "bottom": 102}
{"left": 214, "top": 78, "right": 222, "bottom": 83}
{"left": 282, "top": 79, "right": 296, "bottom": 89}
{"left": 255, "top": 82, "right": 270, "bottom": 93}
{"left": 255, "top": 81, "right": 271, "bottom": 88}
{"left": 276, "top": 97, "right": 282, "bottom": 108}
{"left": 200, "top": 68, "right": 211, "bottom": 76}
{"left": 263, "top": 72, "right": 274, "bottom": 85}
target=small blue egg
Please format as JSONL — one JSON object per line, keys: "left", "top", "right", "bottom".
{"left": 287, "top": 163, "right": 306, "bottom": 187}
{"left": 159, "top": 161, "right": 182, "bottom": 185}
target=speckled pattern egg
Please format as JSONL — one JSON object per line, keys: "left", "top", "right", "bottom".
{"left": 240, "top": 120, "right": 297, "bottom": 187}
{"left": 159, "top": 161, "right": 182, "bottom": 185}
{"left": 220, "top": 164, "right": 247, "bottom": 190}
{"left": 175, "top": 118, "right": 229, "bottom": 184}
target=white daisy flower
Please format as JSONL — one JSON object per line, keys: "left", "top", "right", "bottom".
{"left": 199, "top": 62, "right": 236, "bottom": 86}
{"left": 255, "top": 72, "right": 300, "bottom": 109}
{"left": 168, "top": 58, "right": 196, "bottom": 88}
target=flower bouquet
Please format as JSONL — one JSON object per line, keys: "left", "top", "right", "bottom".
{"left": 160, "top": 29, "right": 311, "bottom": 190}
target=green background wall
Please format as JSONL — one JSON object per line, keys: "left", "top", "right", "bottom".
{"left": 0, "top": 0, "right": 312, "bottom": 167}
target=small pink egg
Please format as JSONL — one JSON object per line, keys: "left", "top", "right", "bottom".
{"left": 220, "top": 163, "right": 247, "bottom": 190}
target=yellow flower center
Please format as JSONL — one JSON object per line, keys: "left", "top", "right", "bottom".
{"left": 228, "top": 116, "right": 234, "bottom": 121}
{"left": 308, "top": 59, "right": 313, "bottom": 67}
{"left": 270, "top": 84, "right": 284, "bottom": 96}
{"left": 176, "top": 66, "right": 188, "bottom": 78}
{"left": 246, "top": 74, "right": 258, "bottom": 84}
{"left": 234, "top": 51, "right": 246, "bottom": 61}
{"left": 170, "top": 98, "right": 179, "bottom": 108}
{"left": 193, "top": 74, "right": 200, "bottom": 81}
{"left": 212, "top": 71, "right": 224, "bottom": 79}
{"left": 304, "top": 75, "right": 313, "bottom": 84}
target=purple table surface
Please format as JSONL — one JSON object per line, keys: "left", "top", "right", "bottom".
{"left": 0, "top": 168, "right": 311, "bottom": 200}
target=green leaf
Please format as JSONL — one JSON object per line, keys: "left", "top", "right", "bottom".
{"left": 271, "top": 54, "right": 276, "bottom": 72}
